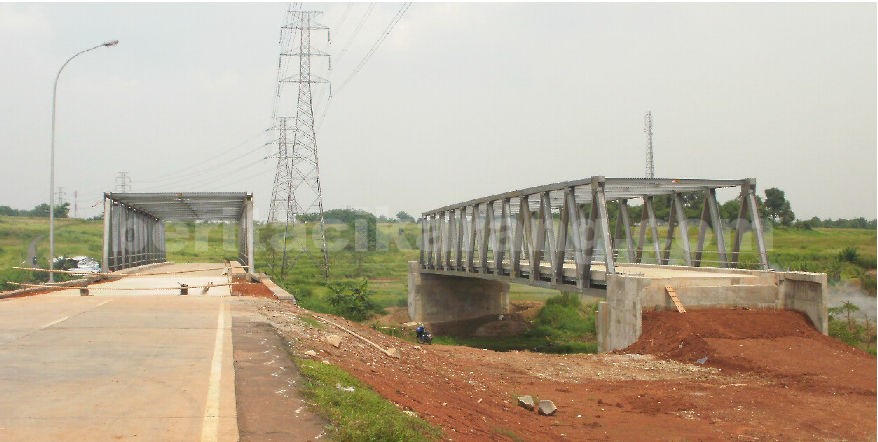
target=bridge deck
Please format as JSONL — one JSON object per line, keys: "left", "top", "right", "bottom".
{"left": 420, "top": 260, "right": 759, "bottom": 293}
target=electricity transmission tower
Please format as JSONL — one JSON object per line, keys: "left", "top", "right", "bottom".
{"left": 268, "top": 6, "right": 331, "bottom": 279}
{"left": 644, "top": 111, "right": 655, "bottom": 179}
{"left": 55, "top": 187, "right": 66, "bottom": 205}
{"left": 115, "top": 172, "right": 132, "bottom": 192}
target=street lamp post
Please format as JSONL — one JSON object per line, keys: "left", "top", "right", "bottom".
{"left": 49, "top": 40, "right": 118, "bottom": 282}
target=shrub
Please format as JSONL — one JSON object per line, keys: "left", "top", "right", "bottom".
{"left": 326, "top": 279, "right": 379, "bottom": 321}
{"left": 528, "top": 293, "right": 595, "bottom": 338}
{"left": 838, "top": 246, "right": 860, "bottom": 263}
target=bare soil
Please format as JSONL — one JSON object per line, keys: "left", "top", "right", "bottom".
{"left": 255, "top": 300, "right": 876, "bottom": 441}
{"left": 233, "top": 281, "right": 277, "bottom": 299}
{"left": 0, "top": 287, "right": 62, "bottom": 300}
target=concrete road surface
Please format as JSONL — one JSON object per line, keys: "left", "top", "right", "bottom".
{"left": 0, "top": 263, "right": 319, "bottom": 441}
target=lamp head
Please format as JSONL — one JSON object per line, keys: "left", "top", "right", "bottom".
{"left": 103, "top": 40, "right": 119, "bottom": 47}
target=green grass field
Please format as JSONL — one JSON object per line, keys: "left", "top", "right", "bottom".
{"left": 2, "top": 215, "right": 874, "bottom": 289}
{"left": 1, "top": 214, "right": 874, "bottom": 308}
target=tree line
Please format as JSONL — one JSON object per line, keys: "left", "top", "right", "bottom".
{"left": 0, "top": 203, "right": 70, "bottom": 218}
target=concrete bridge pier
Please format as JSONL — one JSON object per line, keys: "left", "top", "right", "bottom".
{"left": 408, "top": 262, "right": 510, "bottom": 322}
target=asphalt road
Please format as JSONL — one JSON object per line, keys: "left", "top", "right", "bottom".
{"left": 0, "top": 263, "right": 321, "bottom": 441}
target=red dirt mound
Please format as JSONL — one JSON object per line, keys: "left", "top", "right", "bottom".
{"left": 625, "top": 308, "right": 876, "bottom": 394}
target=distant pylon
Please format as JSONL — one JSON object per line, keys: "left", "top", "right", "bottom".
{"left": 267, "top": 6, "right": 331, "bottom": 279}
{"left": 115, "top": 172, "right": 132, "bottom": 192}
{"left": 55, "top": 187, "right": 66, "bottom": 205}
{"left": 644, "top": 111, "right": 655, "bottom": 179}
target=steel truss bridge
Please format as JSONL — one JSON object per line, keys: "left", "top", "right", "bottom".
{"left": 418, "top": 177, "right": 769, "bottom": 292}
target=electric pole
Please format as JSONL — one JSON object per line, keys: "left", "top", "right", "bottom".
{"left": 644, "top": 111, "right": 655, "bottom": 179}
{"left": 268, "top": 5, "right": 331, "bottom": 279}
{"left": 73, "top": 190, "right": 78, "bottom": 218}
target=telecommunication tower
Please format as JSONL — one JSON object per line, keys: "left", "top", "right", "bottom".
{"left": 268, "top": 6, "right": 331, "bottom": 279}
{"left": 644, "top": 111, "right": 655, "bottom": 179}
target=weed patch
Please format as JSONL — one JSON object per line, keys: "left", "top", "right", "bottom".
{"left": 294, "top": 358, "right": 441, "bottom": 441}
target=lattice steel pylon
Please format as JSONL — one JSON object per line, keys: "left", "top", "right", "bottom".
{"left": 644, "top": 111, "right": 655, "bottom": 179}
{"left": 268, "top": 6, "right": 331, "bottom": 279}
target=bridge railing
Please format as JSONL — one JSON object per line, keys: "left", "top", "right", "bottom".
{"left": 419, "top": 176, "right": 769, "bottom": 291}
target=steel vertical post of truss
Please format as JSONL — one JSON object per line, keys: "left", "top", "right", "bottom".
{"left": 745, "top": 179, "right": 769, "bottom": 270}
{"left": 564, "top": 188, "right": 586, "bottom": 288}
{"left": 454, "top": 207, "right": 466, "bottom": 270}
{"left": 645, "top": 196, "right": 662, "bottom": 263}
{"left": 467, "top": 206, "right": 477, "bottom": 272}
{"left": 114, "top": 204, "right": 122, "bottom": 270}
{"left": 120, "top": 206, "right": 127, "bottom": 269}
{"left": 554, "top": 190, "right": 569, "bottom": 284}
{"left": 520, "top": 197, "right": 535, "bottom": 280}
{"left": 593, "top": 177, "right": 615, "bottom": 274}
{"left": 480, "top": 202, "right": 492, "bottom": 273}
{"left": 158, "top": 220, "right": 165, "bottom": 263}
{"left": 436, "top": 213, "right": 445, "bottom": 270}
{"left": 245, "top": 196, "right": 255, "bottom": 273}
{"left": 426, "top": 214, "right": 434, "bottom": 269}
{"left": 445, "top": 209, "right": 455, "bottom": 270}
{"left": 531, "top": 196, "right": 547, "bottom": 281}
{"left": 511, "top": 197, "right": 526, "bottom": 278}
{"left": 706, "top": 188, "right": 728, "bottom": 267}
{"left": 672, "top": 192, "right": 692, "bottom": 266}
{"left": 635, "top": 197, "right": 648, "bottom": 263}
{"left": 731, "top": 185, "right": 749, "bottom": 267}
{"left": 540, "top": 192, "right": 556, "bottom": 273}
{"left": 661, "top": 197, "right": 676, "bottom": 265}
{"left": 102, "top": 195, "right": 111, "bottom": 272}
{"left": 619, "top": 199, "right": 636, "bottom": 262}
{"left": 495, "top": 200, "right": 508, "bottom": 274}
{"left": 694, "top": 191, "right": 711, "bottom": 267}
{"left": 418, "top": 217, "right": 427, "bottom": 268}
{"left": 583, "top": 195, "right": 598, "bottom": 288}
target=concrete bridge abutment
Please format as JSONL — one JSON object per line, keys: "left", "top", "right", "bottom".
{"left": 408, "top": 262, "right": 510, "bottom": 323}
{"left": 596, "top": 266, "right": 828, "bottom": 352}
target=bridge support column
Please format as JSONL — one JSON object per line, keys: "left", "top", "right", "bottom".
{"left": 408, "top": 262, "right": 509, "bottom": 322}
{"left": 597, "top": 274, "right": 643, "bottom": 353}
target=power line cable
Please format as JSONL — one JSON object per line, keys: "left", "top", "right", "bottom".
{"left": 137, "top": 141, "right": 273, "bottom": 190}
{"left": 336, "top": 3, "right": 411, "bottom": 94}
{"left": 139, "top": 128, "right": 271, "bottom": 183}
{"left": 314, "top": 3, "right": 411, "bottom": 129}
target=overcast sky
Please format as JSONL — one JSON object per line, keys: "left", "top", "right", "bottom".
{"left": 1, "top": 2, "right": 875, "bottom": 220}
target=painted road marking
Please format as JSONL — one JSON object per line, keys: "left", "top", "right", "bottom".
{"left": 201, "top": 301, "right": 226, "bottom": 442}
{"left": 40, "top": 316, "right": 70, "bottom": 330}
{"left": 39, "top": 300, "right": 112, "bottom": 330}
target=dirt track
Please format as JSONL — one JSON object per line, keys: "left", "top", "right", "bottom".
{"left": 256, "top": 300, "right": 876, "bottom": 441}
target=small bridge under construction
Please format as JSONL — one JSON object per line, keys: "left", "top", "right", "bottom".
{"left": 408, "top": 177, "right": 828, "bottom": 352}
